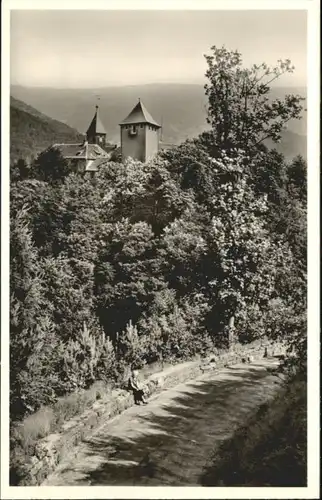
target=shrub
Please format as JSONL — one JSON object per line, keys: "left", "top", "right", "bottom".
{"left": 140, "top": 304, "right": 214, "bottom": 363}
{"left": 115, "top": 321, "right": 147, "bottom": 383}
{"left": 61, "top": 322, "right": 117, "bottom": 391}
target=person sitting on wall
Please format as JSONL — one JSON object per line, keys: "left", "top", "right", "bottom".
{"left": 129, "top": 369, "right": 148, "bottom": 405}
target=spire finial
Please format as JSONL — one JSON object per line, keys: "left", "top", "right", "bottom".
{"left": 138, "top": 97, "right": 141, "bottom": 102}
{"left": 95, "top": 94, "right": 100, "bottom": 111}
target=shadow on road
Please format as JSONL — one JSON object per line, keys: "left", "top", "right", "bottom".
{"left": 57, "top": 362, "right": 280, "bottom": 486}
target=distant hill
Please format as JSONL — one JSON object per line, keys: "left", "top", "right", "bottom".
{"left": 10, "top": 84, "right": 307, "bottom": 161}
{"left": 265, "top": 130, "right": 307, "bottom": 162}
{"left": 10, "top": 96, "right": 84, "bottom": 165}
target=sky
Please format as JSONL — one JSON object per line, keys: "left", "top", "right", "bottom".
{"left": 10, "top": 10, "right": 307, "bottom": 88}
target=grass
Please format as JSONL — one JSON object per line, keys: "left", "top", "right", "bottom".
{"left": 10, "top": 379, "right": 113, "bottom": 484}
{"left": 201, "top": 374, "right": 307, "bottom": 487}
{"left": 14, "top": 407, "right": 55, "bottom": 453}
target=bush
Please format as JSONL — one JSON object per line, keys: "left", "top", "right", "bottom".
{"left": 61, "top": 322, "right": 117, "bottom": 392}
{"left": 115, "top": 321, "right": 148, "bottom": 384}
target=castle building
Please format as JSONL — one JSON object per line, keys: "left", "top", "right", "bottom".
{"left": 53, "top": 101, "right": 166, "bottom": 174}
{"left": 119, "top": 99, "right": 161, "bottom": 162}
{"left": 53, "top": 141, "right": 110, "bottom": 174}
{"left": 54, "top": 105, "right": 115, "bottom": 174}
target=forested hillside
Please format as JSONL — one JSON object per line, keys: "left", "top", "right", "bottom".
{"left": 10, "top": 97, "right": 84, "bottom": 165}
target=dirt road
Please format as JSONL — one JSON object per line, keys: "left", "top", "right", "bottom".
{"left": 43, "top": 358, "right": 282, "bottom": 486}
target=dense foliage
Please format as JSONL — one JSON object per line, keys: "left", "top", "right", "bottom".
{"left": 10, "top": 48, "right": 307, "bottom": 420}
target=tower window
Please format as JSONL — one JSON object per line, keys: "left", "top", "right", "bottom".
{"left": 129, "top": 125, "right": 137, "bottom": 136}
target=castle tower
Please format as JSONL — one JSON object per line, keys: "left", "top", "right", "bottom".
{"left": 86, "top": 105, "right": 107, "bottom": 146}
{"left": 119, "top": 99, "right": 161, "bottom": 162}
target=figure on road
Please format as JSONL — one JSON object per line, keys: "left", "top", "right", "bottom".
{"left": 129, "top": 369, "right": 148, "bottom": 405}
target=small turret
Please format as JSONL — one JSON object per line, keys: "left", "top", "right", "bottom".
{"left": 86, "top": 105, "right": 107, "bottom": 146}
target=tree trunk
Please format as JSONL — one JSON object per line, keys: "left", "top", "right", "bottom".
{"left": 228, "top": 315, "right": 235, "bottom": 348}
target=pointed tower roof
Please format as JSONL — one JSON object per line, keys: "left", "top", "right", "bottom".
{"left": 86, "top": 105, "right": 106, "bottom": 137}
{"left": 119, "top": 99, "right": 161, "bottom": 128}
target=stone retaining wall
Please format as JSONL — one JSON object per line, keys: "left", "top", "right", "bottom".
{"left": 17, "top": 340, "right": 285, "bottom": 486}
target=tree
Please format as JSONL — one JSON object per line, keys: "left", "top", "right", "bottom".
{"left": 41, "top": 255, "right": 96, "bottom": 343}
{"left": 11, "top": 159, "right": 31, "bottom": 183}
{"left": 10, "top": 179, "right": 48, "bottom": 223}
{"left": 97, "top": 157, "right": 195, "bottom": 234}
{"left": 31, "top": 147, "right": 70, "bottom": 183}
{"left": 10, "top": 207, "right": 63, "bottom": 416}
{"left": 262, "top": 154, "right": 307, "bottom": 267}
{"left": 158, "top": 206, "right": 209, "bottom": 297}
{"left": 251, "top": 149, "right": 288, "bottom": 204}
{"left": 94, "top": 218, "right": 166, "bottom": 340}
{"left": 159, "top": 140, "right": 219, "bottom": 208}
{"left": 203, "top": 46, "right": 305, "bottom": 154}
{"left": 287, "top": 155, "right": 307, "bottom": 202}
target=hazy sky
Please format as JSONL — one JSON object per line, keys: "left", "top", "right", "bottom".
{"left": 10, "top": 10, "right": 307, "bottom": 88}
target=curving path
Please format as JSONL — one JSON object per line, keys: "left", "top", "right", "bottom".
{"left": 43, "top": 358, "right": 282, "bottom": 486}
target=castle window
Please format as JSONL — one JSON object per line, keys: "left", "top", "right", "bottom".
{"left": 129, "top": 125, "right": 137, "bottom": 136}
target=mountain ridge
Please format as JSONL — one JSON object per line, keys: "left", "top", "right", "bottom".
{"left": 10, "top": 96, "right": 84, "bottom": 165}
